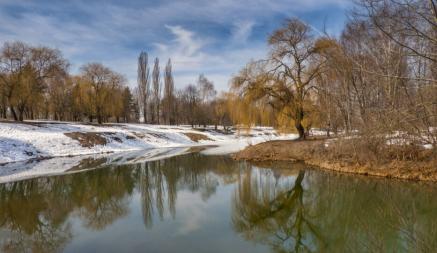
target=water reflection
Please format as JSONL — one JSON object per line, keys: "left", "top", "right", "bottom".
{"left": 0, "top": 153, "right": 436, "bottom": 252}
{"left": 232, "top": 162, "right": 437, "bottom": 252}
{"left": 232, "top": 169, "right": 320, "bottom": 252}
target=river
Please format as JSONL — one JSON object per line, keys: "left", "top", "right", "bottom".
{"left": 0, "top": 150, "right": 436, "bottom": 252}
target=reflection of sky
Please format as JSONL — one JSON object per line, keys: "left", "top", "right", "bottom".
{"left": 3, "top": 153, "right": 437, "bottom": 252}
{"left": 0, "top": 0, "right": 351, "bottom": 91}
{"left": 64, "top": 185, "right": 269, "bottom": 253}
{"left": 62, "top": 166, "right": 299, "bottom": 252}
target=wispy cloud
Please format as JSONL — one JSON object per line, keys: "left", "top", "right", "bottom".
{"left": 231, "top": 20, "right": 256, "bottom": 44}
{"left": 0, "top": 0, "right": 351, "bottom": 90}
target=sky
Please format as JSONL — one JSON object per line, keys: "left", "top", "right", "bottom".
{"left": 0, "top": 0, "right": 352, "bottom": 91}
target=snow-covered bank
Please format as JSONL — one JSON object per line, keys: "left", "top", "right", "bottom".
{"left": 0, "top": 147, "right": 195, "bottom": 183}
{"left": 0, "top": 121, "right": 297, "bottom": 164}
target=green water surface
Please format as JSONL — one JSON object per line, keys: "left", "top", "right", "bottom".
{"left": 0, "top": 152, "right": 436, "bottom": 252}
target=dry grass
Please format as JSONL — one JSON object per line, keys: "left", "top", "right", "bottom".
{"left": 182, "top": 132, "right": 213, "bottom": 142}
{"left": 64, "top": 132, "right": 107, "bottom": 147}
{"left": 233, "top": 138, "right": 437, "bottom": 182}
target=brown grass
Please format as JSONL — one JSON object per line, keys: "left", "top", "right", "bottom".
{"left": 233, "top": 138, "right": 437, "bottom": 182}
{"left": 64, "top": 132, "right": 107, "bottom": 147}
{"left": 182, "top": 132, "right": 213, "bottom": 142}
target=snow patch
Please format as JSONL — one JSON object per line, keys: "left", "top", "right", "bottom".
{"left": 0, "top": 122, "right": 297, "bottom": 164}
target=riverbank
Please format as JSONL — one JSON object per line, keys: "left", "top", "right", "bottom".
{"left": 233, "top": 139, "right": 437, "bottom": 182}
{"left": 0, "top": 121, "right": 297, "bottom": 164}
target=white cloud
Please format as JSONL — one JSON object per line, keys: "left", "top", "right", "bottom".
{"left": 151, "top": 24, "right": 267, "bottom": 90}
{"left": 231, "top": 20, "right": 255, "bottom": 44}
{"left": 0, "top": 0, "right": 351, "bottom": 91}
{"left": 165, "top": 25, "right": 206, "bottom": 56}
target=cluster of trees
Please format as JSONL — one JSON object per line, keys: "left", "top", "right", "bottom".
{"left": 0, "top": 41, "right": 136, "bottom": 123}
{"left": 2, "top": 0, "right": 434, "bottom": 144}
{"left": 0, "top": 42, "right": 232, "bottom": 127}
{"left": 136, "top": 52, "right": 232, "bottom": 127}
{"left": 231, "top": 0, "right": 437, "bottom": 148}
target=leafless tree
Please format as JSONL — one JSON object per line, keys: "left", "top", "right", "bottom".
{"left": 163, "top": 59, "right": 175, "bottom": 124}
{"left": 137, "top": 52, "right": 150, "bottom": 123}
{"left": 152, "top": 57, "right": 161, "bottom": 124}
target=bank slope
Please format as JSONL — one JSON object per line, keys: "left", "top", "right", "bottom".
{"left": 0, "top": 121, "right": 297, "bottom": 164}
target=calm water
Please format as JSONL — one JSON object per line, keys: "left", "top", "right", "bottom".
{"left": 0, "top": 152, "right": 437, "bottom": 253}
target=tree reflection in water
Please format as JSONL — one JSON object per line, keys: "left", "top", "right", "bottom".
{"left": 0, "top": 153, "right": 237, "bottom": 252}
{"left": 231, "top": 163, "right": 437, "bottom": 253}
{"left": 232, "top": 168, "right": 323, "bottom": 253}
{"left": 138, "top": 154, "right": 237, "bottom": 227}
{"left": 0, "top": 153, "right": 437, "bottom": 253}
{"left": 0, "top": 163, "right": 136, "bottom": 252}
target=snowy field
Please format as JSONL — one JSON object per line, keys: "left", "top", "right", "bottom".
{"left": 0, "top": 121, "right": 297, "bottom": 164}
{"left": 0, "top": 121, "right": 297, "bottom": 183}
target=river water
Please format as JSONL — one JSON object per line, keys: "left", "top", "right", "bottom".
{"left": 0, "top": 151, "right": 436, "bottom": 252}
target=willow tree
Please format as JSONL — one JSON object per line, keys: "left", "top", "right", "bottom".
{"left": 230, "top": 65, "right": 277, "bottom": 128}
{"left": 0, "top": 41, "right": 68, "bottom": 121}
{"left": 80, "top": 63, "right": 125, "bottom": 124}
{"left": 232, "top": 18, "right": 323, "bottom": 139}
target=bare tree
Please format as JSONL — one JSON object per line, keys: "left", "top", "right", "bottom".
{"left": 177, "top": 84, "right": 199, "bottom": 127}
{"left": 196, "top": 74, "right": 216, "bottom": 126}
{"left": 163, "top": 59, "right": 175, "bottom": 124}
{"left": 197, "top": 74, "right": 216, "bottom": 103}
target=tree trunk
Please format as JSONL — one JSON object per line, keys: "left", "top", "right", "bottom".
{"left": 143, "top": 103, "right": 147, "bottom": 124}
{"left": 18, "top": 110, "right": 24, "bottom": 121}
{"left": 11, "top": 107, "right": 18, "bottom": 121}
{"left": 295, "top": 121, "right": 305, "bottom": 140}
{"left": 1, "top": 107, "right": 5, "bottom": 118}
{"left": 157, "top": 103, "right": 160, "bottom": 124}
{"left": 295, "top": 106, "right": 305, "bottom": 140}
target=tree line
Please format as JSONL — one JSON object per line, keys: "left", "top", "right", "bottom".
{"left": 230, "top": 0, "right": 437, "bottom": 148}
{"left": 2, "top": 0, "right": 434, "bottom": 146}
{"left": 0, "top": 41, "right": 135, "bottom": 123}
{"left": 136, "top": 52, "right": 232, "bottom": 127}
{"left": 0, "top": 42, "right": 232, "bottom": 127}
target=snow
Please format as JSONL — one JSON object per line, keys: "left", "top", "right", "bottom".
{"left": 0, "top": 121, "right": 297, "bottom": 164}
{"left": 0, "top": 147, "right": 193, "bottom": 183}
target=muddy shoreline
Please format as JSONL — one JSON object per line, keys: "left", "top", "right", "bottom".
{"left": 233, "top": 139, "right": 437, "bottom": 182}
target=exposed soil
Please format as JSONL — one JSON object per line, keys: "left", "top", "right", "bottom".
{"left": 233, "top": 139, "right": 437, "bottom": 182}
{"left": 182, "top": 132, "right": 213, "bottom": 142}
{"left": 64, "top": 132, "right": 107, "bottom": 147}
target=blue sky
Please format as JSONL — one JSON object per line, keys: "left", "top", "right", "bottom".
{"left": 0, "top": 0, "right": 351, "bottom": 91}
